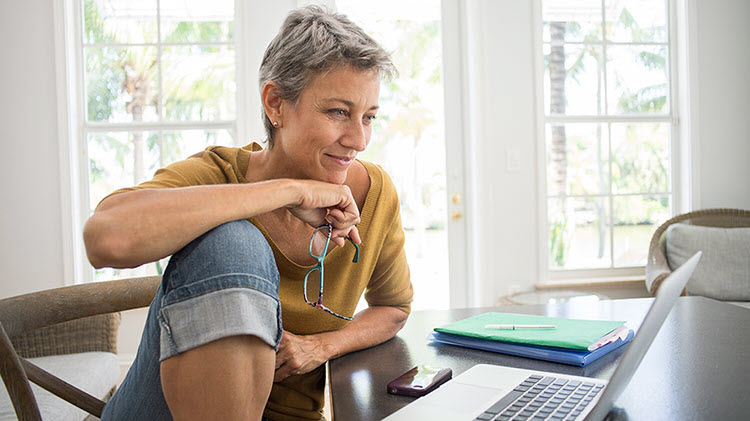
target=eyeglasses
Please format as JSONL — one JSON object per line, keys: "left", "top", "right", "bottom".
{"left": 304, "top": 223, "right": 360, "bottom": 321}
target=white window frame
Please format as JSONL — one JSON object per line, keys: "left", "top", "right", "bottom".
{"left": 533, "top": 0, "right": 682, "bottom": 283}
{"left": 55, "top": 0, "right": 251, "bottom": 285}
{"left": 55, "top": 0, "right": 475, "bottom": 300}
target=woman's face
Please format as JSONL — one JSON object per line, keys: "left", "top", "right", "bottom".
{"left": 275, "top": 65, "right": 380, "bottom": 184}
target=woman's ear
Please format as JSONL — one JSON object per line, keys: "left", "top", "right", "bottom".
{"left": 261, "top": 81, "right": 284, "bottom": 128}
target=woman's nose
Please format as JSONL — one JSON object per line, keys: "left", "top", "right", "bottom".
{"left": 342, "top": 119, "right": 368, "bottom": 151}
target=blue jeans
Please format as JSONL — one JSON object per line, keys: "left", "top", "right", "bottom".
{"left": 102, "top": 220, "right": 283, "bottom": 420}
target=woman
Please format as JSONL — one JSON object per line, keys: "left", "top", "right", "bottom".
{"left": 85, "top": 6, "right": 413, "bottom": 421}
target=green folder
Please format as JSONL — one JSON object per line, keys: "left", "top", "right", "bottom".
{"left": 434, "top": 312, "right": 625, "bottom": 350}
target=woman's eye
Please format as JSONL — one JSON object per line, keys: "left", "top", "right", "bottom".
{"left": 330, "top": 109, "right": 347, "bottom": 117}
{"left": 363, "top": 115, "right": 377, "bottom": 124}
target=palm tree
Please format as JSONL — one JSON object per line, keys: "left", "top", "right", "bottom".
{"left": 121, "top": 51, "right": 157, "bottom": 184}
{"left": 547, "top": 6, "right": 669, "bottom": 266}
{"left": 84, "top": 0, "right": 234, "bottom": 279}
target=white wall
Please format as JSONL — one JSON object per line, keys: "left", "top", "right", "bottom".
{"left": 0, "top": 0, "right": 65, "bottom": 298}
{"left": 461, "top": 0, "right": 539, "bottom": 304}
{"left": 466, "top": 0, "right": 750, "bottom": 304}
{"left": 1, "top": 0, "right": 749, "bottom": 303}
{"left": 693, "top": 0, "right": 750, "bottom": 209}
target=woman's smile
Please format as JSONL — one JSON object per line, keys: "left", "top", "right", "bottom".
{"left": 325, "top": 153, "right": 355, "bottom": 168}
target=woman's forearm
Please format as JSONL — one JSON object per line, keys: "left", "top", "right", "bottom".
{"left": 84, "top": 180, "right": 299, "bottom": 269}
{"left": 318, "top": 306, "right": 409, "bottom": 361}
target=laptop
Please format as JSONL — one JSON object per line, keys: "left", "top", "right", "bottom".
{"left": 384, "top": 251, "right": 702, "bottom": 421}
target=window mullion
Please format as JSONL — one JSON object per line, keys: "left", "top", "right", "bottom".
{"left": 84, "top": 41, "right": 234, "bottom": 48}
{"left": 84, "top": 120, "right": 236, "bottom": 132}
{"left": 547, "top": 191, "right": 673, "bottom": 200}
{"left": 545, "top": 115, "right": 671, "bottom": 123}
{"left": 608, "top": 122, "right": 614, "bottom": 269}
{"left": 602, "top": 0, "right": 611, "bottom": 268}
{"left": 157, "top": 0, "right": 163, "bottom": 122}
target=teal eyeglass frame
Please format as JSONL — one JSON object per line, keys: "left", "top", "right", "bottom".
{"left": 303, "top": 223, "right": 360, "bottom": 321}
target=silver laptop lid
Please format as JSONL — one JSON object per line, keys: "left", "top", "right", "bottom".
{"left": 584, "top": 251, "right": 702, "bottom": 421}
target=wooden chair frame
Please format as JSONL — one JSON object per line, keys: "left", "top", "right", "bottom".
{"left": 0, "top": 276, "right": 160, "bottom": 420}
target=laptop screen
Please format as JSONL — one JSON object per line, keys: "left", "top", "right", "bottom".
{"left": 584, "top": 251, "right": 701, "bottom": 421}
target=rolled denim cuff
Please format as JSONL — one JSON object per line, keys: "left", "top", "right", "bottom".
{"left": 158, "top": 284, "right": 283, "bottom": 362}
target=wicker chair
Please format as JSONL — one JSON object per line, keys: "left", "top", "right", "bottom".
{"left": 0, "top": 276, "right": 160, "bottom": 420}
{"left": 645, "top": 208, "right": 750, "bottom": 295}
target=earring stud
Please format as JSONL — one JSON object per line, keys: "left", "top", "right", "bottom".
{"left": 273, "top": 121, "right": 279, "bottom": 127}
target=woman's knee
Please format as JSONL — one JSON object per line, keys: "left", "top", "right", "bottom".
{"left": 165, "top": 220, "right": 279, "bottom": 291}
{"left": 199, "top": 219, "right": 272, "bottom": 256}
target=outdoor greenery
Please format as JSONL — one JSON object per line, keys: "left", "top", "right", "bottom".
{"left": 84, "top": 0, "right": 235, "bottom": 280}
{"left": 356, "top": 18, "right": 447, "bottom": 233}
{"left": 544, "top": 1, "right": 671, "bottom": 269}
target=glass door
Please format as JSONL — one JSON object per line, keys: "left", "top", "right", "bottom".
{"left": 336, "top": 0, "right": 453, "bottom": 310}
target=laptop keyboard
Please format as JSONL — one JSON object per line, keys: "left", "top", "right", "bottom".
{"left": 473, "top": 375, "right": 605, "bottom": 421}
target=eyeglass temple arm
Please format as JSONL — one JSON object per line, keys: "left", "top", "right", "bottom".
{"left": 348, "top": 238, "right": 359, "bottom": 263}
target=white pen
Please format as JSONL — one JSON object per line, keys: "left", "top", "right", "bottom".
{"left": 484, "top": 324, "right": 557, "bottom": 330}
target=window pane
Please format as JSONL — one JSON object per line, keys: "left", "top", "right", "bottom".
{"left": 85, "top": 47, "right": 159, "bottom": 122}
{"left": 606, "top": 45, "right": 669, "bottom": 114}
{"left": 613, "top": 194, "right": 670, "bottom": 267}
{"left": 162, "top": 46, "right": 236, "bottom": 121}
{"left": 548, "top": 197, "right": 611, "bottom": 269}
{"left": 87, "top": 129, "right": 233, "bottom": 210}
{"left": 544, "top": 44, "right": 603, "bottom": 116}
{"left": 160, "top": 0, "right": 234, "bottom": 43}
{"left": 611, "top": 122, "right": 670, "bottom": 194}
{"left": 83, "top": 0, "right": 157, "bottom": 44}
{"left": 605, "top": 0, "right": 667, "bottom": 43}
{"left": 160, "top": 130, "right": 235, "bottom": 167}
{"left": 546, "top": 123, "right": 609, "bottom": 196}
{"left": 87, "top": 131, "right": 155, "bottom": 209}
{"left": 87, "top": 129, "right": 233, "bottom": 282}
{"left": 542, "top": 0, "right": 602, "bottom": 43}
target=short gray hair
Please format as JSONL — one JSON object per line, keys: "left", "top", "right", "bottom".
{"left": 258, "top": 5, "right": 396, "bottom": 147}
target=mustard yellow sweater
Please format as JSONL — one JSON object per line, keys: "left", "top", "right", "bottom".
{"left": 110, "top": 143, "right": 413, "bottom": 420}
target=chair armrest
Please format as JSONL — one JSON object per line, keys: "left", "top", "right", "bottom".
{"left": 10, "top": 313, "right": 121, "bottom": 358}
{"left": 0, "top": 276, "right": 160, "bottom": 420}
{"left": 646, "top": 224, "right": 672, "bottom": 295}
{"left": 0, "top": 276, "right": 160, "bottom": 337}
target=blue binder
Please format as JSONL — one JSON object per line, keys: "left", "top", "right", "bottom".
{"left": 427, "top": 329, "right": 634, "bottom": 367}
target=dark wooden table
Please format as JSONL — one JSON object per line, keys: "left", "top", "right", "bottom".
{"left": 328, "top": 297, "right": 750, "bottom": 420}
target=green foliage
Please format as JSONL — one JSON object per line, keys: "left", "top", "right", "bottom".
{"left": 361, "top": 19, "right": 442, "bottom": 163}
{"left": 611, "top": 123, "right": 668, "bottom": 196}
{"left": 379, "top": 20, "right": 441, "bottom": 143}
{"left": 84, "top": 0, "right": 119, "bottom": 121}
{"left": 162, "top": 49, "right": 235, "bottom": 121}
{"left": 91, "top": 133, "right": 131, "bottom": 169}
{"left": 612, "top": 7, "right": 666, "bottom": 42}
{"left": 548, "top": 4, "right": 671, "bottom": 266}
{"left": 549, "top": 217, "right": 569, "bottom": 267}
{"left": 86, "top": 48, "right": 123, "bottom": 121}
{"left": 617, "top": 84, "right": 667, "bottom": 113}
{"left": 83, "top": 0, "right": 116, "bottom": 44}
{"left": 614, "top": 196, "right": 669, "bottom": 225}
{"left": 163, "top": 21, "right": 233, "bottom": 45}
{"left": 84, "top": 0, "right": 235, "bottom": 281}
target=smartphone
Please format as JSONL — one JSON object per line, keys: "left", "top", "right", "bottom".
{"left": 386, "top": 365, "right": 452, "bottom": 397}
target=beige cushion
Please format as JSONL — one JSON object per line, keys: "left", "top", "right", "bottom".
{"left": 0, "top": 352, "right": 119, "bottom": 421}
{"left": 666, "top": 223, "right": 750, "bottom": 301}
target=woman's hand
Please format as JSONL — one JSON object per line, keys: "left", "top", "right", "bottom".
{"left": 274, "top": 330, "right": 334, "bottom": 382}
{"left": 274, "top": 307, "right": 408, "bottom": 382}
{"left": 286, "top": 180, "right": 362, "bottom": 247}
